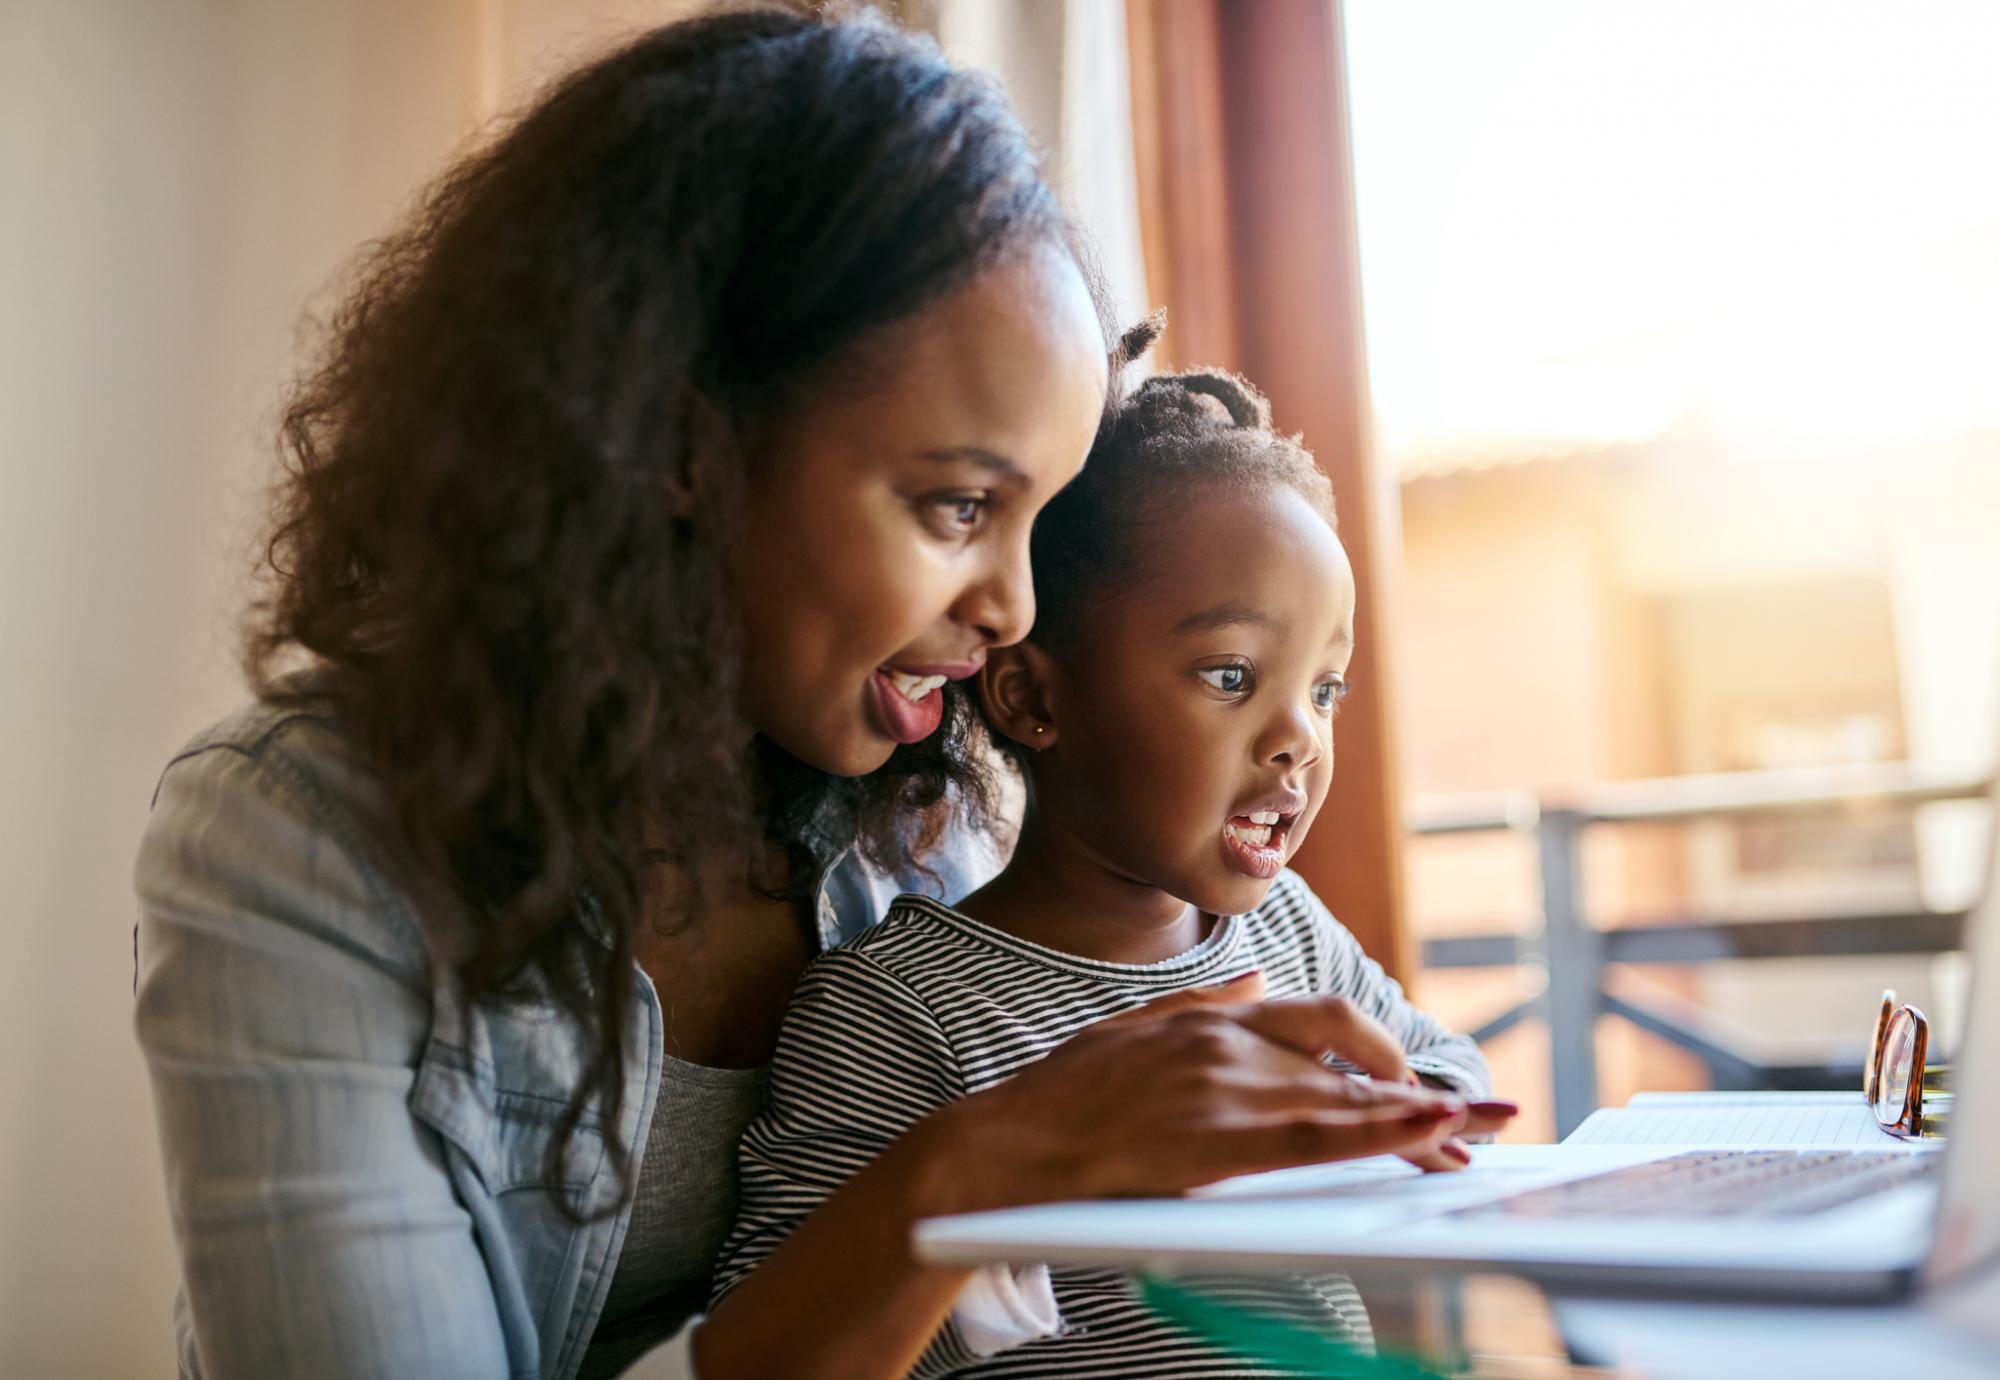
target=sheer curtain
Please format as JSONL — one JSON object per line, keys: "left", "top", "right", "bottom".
{"left": 924, "top": 0, "right": 1152, "bottom": 334}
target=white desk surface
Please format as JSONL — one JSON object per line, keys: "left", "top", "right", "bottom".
{"left": 1552, "top": 1272, "right": 2000, "bottom": 1380}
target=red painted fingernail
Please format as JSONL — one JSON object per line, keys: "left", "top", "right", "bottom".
{"left": 1469, "top": 1100, "right": 1519, "bottom": 1116}
{"left": 1442, "top": 1142, "right": 1472, "bottom": 1165}
{"left": 1405, "top": 1104, "right": 1457, "bottom": 1122}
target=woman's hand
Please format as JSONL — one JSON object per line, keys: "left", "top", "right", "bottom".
{"left": 697, "top": 972, "right": 1517, "bottom": 1380}
{"left": 917, "top": 972, "right": 1514, "bottom": 1215}
{"left": 1215, "top": 981, "right": 1515, "bottom": 1173}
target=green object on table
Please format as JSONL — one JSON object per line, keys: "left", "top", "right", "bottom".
{"left": 1136, "top": 1274, "right": 1450, "bottom": 1380}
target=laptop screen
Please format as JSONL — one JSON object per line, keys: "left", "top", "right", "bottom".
{"left": 1924, "top": 780, "right": 2000, "bottom": 1287}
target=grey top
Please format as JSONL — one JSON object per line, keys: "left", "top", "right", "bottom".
{"left": 576, "top": 1058, "right": 771, "bottom": 1380}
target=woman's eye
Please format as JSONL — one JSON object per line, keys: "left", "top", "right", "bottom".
{"left": 928, "top": 493, "right": 989, "bottom": 536}
{"left": 1197, "top": 664, "right": 1252, "bottom": 695}
{"left": 1312, "top": 677, "right": 1349, "bottom": 714}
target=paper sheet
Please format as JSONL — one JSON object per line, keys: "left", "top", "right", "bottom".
{"left": 1565, "top": 1092, "right": 1901, "bottom": 1146}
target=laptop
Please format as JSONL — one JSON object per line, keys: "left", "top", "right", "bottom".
{"left": 914, "top": 774, "right": 1999, "bottom": 1304}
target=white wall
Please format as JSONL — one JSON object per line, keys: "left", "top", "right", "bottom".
{"left": 0, "top": 3, "right": 696, "bottom": 1371}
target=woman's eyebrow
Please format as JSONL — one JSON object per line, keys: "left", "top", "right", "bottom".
{"left": 921, "top": 445, "right": 1028, "bottom": 487}
{"left": 1171, "top": 602, "right": 1283, "bottom": 635}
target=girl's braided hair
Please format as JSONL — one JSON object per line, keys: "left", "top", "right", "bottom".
{"left": 1024, "top": 314, "right": 1337, "bottom": 658}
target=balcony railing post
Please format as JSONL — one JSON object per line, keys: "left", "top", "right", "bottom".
{"left": 1533, "top": 807, "right": 1600, "bottom": 1138}
{"left": 1412, "top": 764, "right": 1990, "bottom": 1127}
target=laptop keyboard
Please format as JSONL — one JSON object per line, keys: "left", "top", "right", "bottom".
{"left": 1460, "top": 1149, "right": 1942, "bottom": 1219}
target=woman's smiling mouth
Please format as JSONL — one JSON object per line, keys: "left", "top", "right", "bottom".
{"left": 867, "top": 668, "right": 945, "bottom": 745}
{"left": 865, "top": 659, "right": 984, "bottom": 746}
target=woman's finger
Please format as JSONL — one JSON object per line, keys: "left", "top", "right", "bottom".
{"left": 1222, "top": 1065, "right": 1459, "bottom": 1119}
{"left": 1459, "top": 1100, "right": 1519, "bottom": 1138}
{"left": 1215, "top": 1103, "right": 1467, "bottom": 1178}
{"left": 1401, "top": 1137, "right": 1474, "bottom": 1174}
{"left": 1227, "top": 994, "right": 1410, "bottom": 1081}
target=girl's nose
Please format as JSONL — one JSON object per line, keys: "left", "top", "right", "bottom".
{"left": 1262, "top": 697, "right": 1323, "bottom": 769}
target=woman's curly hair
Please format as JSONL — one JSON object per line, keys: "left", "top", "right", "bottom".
{"left": 247, "top": 7, "right": 1098, "bottom": 1215}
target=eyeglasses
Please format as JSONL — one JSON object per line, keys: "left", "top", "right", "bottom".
{"left": 1865, "top": 988, "right": 1951, "bottom": 1140}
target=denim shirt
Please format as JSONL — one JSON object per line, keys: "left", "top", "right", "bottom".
{"left": 132, "top": 693, "right": 1000, "bottom": 1380}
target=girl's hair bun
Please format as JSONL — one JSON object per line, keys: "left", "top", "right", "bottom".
{"left": 1171, "top": 369, "right": 1271, "bottom": 430}
{"left": 1111, "top": 309, "right": 1166, "bottom": 375}
{"left": 1120, "top": 365, "right": 1272, "bottom": 433}
{"left": 1014, "top": 323, "right": 1335, "bottom": 668}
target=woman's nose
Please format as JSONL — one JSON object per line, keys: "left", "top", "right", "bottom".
{"left": 958, "top": 535, "right": 1036, "bottom": 646}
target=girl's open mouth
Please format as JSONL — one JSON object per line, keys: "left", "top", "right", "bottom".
{"left": 1222, "top": 809, "right": 1294, "bottom": 879}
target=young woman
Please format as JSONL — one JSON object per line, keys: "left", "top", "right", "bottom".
{"left": 132, "top": 13, "right": 1472, "bottom": 1379}
{"left": 714, "top": 343, "right": 1513, "bottom": 1376}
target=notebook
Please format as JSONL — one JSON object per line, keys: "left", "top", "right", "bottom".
{"left": 1564, "top": 1091, "right": 1903, "bottom": 1148}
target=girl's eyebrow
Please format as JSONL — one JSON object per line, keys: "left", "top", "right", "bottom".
{"left": 1173, "top": 602, "right": 1357, "bottom": 652}
{"left": 921, "top": 446, "right": 1028, "bottom": 488}
{"left": 1172, "top": 601, "right": 1282, "bottom": 635}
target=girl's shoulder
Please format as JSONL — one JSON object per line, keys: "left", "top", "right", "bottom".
{"left": 1239, "top": 868, "right": 1356, "bottom": 994}
{"left": 801, "top": 892, "right": 982, "bottom": 995}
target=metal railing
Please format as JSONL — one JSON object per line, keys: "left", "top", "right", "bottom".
{"left": 1409, "top": 761, "right": 1993, "bottom": 1137}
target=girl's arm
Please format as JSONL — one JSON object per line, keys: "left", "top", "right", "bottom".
{"left": 1289, "top": 874, "right": 1493, "bottom": 1098}
{"left": 697, "top": 967, "right": 1478, "bottom": 1380}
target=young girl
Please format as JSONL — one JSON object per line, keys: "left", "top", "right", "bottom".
{"left": 713, "top": 327, "right": 1510, "bottom": 1376}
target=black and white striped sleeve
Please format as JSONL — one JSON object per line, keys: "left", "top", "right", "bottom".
{"left": 1288, "top": 876, "right": 1493, "bottom": 1098}
{"left": 710, "top": 947, "right": 993, "bottom": 1375}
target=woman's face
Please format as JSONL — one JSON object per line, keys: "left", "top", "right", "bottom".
{"left": 732, "top": 247, "right": 1108, "bottom": 776}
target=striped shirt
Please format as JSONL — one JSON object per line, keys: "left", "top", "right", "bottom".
{"left": 713, "top": 869, "right": 1490, "bottom": 1377}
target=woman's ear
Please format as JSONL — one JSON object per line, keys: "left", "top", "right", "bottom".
{"left": 978, "top": 643, "right": 1062, "bottom": 749}
{"left": 667, "top": 385, "right": 733, "bottom": 519}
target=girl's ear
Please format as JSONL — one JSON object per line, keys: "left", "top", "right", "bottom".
{"left": 978, "top": 643, "right": 1062, "bottom": 749}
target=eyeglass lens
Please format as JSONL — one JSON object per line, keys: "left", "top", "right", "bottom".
{"left": 1874, "top": 1006, "right": 1919, "bottom": 1128}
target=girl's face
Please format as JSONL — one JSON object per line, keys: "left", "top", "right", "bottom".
{"left": 1036, "top": 482, "right": 1356, "bottom": 917}
{"left": 732, "top": 248, "right": 1107, "bottom": 777}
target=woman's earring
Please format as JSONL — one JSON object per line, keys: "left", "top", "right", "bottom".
{"left": 1032, "top": 726, "right": 1046, "bottom": 735}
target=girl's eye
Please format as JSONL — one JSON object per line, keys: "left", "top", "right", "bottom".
{"left": 1313, "top": 677, "right": 1349, "bottom": 715}
{"left": 1197, "top": 664, "right": 1252, "bottom": 695}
